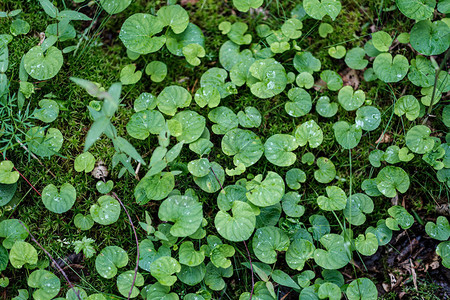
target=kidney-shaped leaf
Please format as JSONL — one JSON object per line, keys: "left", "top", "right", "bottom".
{"left": 95, "top": 246, "right": 128, "bottom": 279}
{"left": 215, "top": 201, "right": 256, "bottom": 242}
{"left": 373, "top": 53, "right": 409, "bottom": 83}
{"left": 10, "top": 241, "right": 37, "bottom": 268}
{"left": 343, "top": 193, "right": 374, "bottom": 226}
{"left": 264, "top": 134, "right": 298, "bottom": 167}
{"left": 286, "top": 239, "right": 315, "bottom": 271}
{"left": 425, "top": 216, "right": 450, "bottom": 241}
{"left": 42, "top": 183, "right": 76, "bottom": 214}
{"left": 90, "top": 195, "right": 121, "bottom": 225}
{"left": 317, "top": 186, "right": 347, "bottom": 211}
{"left": 410, "top": 20, "right": 450, "bottom": 56}
{"left": 28, "top": 270, "right": 60, "bottom": 300}
{"left": 24, "top": 46, "right": 63, "bottom": 80}
{"left": 222, "top": 129, "right": 264, "bottom": 167}
{"left": 157, "top": 5, "right": 189, "bottom": 34}
{"left": 117, "top": 270, "right": 144, "bottom": 298}
{"left": 333, "top": 121, "right": 362, "bottom": 149}
{"left": 246, "top": 172, "right": 285, "bottom": 207}
{"left": 314, "top": 234, "right": 351, "bottom": 270}
{"left": 295, "top": 120, "right": 323, "bottom": 148}
{"left": 375, "top": 166, "right": 410, "bottom": 198}
{"left": 252, "top": 226, "right": 290, "bottom": 264}
{"left": 249, "top": 58, "right": 287, "bottom": 99}
{"left": 150, "top": 256, "right": 181, "bottom": 286}
{"left": 303, "top": 0, "right": 342, "bottom": 20}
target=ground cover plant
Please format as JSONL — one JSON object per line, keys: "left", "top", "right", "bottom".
{"left": 0, "top": 0, "right": 449, "bottom": 299}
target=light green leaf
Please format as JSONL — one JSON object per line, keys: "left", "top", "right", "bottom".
{"left": 0, "top": 161, "right": 19, "bottom": 184}
{"left": 406, "top": 125, "right": 435, "bottom": 154}
{"left": 177, "top": 263, "right": 206, "bottom": 286}
{"left": 285, "top": 87, "right": 312, "bottom": 117}
{"left": 318, "top": 282, "right": 341, "bottom": 300}
{"left": 208, "top": 106, "right": 239, "bottom": 135}
{"left": 355, "top": 106, "right": 381, "bottom": 131}
{"left": 338, "top": 86, "right": 365, "bottom": 111}
{"left": 10, "top": 19, "right": 30, "bottom": 36}
{"left": 145, "top": 61, "right": 167, "bottom": 83}
{"left": 387, "top": 205, "right": 414, "bottom": 229}
{"left": 246, "top": 172, "right": 285, "bottom": 207}
{"left": 294, "top": 51, "right": 321, "bottom": 74}
{"left": 126, "top": 110, "right": 165, "bottom": 140}
{"left": 343, "top": 193, "right": 374, "bottom": 226}
{"left": 171, "top": 110, "right": 205, "bottom": 144}
{"left": 295, "top": 120, "right": 323, "bottom": 148}
{"left": 333, "top": 121, "right": 362, "bottom": 149}
{"left": 281, "top": 18, "right": 303, "bottom": 39}
{"left": 74, "top": 152, "right": 95, "bottom": 173}
{"left": 195, "top": 86, "right": 221, "bottom": 108}
{"left": 215, "top": 201, "right": 256, "bottom": 242}
{"left": 373, "top": 53, "right": 409, "bottom": 83}
{"left": 436, "top": 241, "right": 450, "bottom": 268}
{"left": 318, "top": 23, "right": 333, "bottom": 38}
{"left": 222, "top": 129, "right": 264, "bottom": 167}
{"left": 188, "top": 158, "right": 211, "bottom": 177}
{"left": 95, "top": 246, "right": 128, "bottom": 279}
{"left": 183, "top": 44, "right": 205, "bottom": 66}
{"left": 366, "top": 220, "right": 392, "bottom": 246}
{"left": 372, "top": 31, "right": 392, "bottom": 52}
{"left": 317, "top": 186, "right": 346, "bottom": 211}
{"left": 249, "top": 58, "right": 287, "bottom": 99}
{"left": 344, "top": 47, "right": 368, "bottom": 70}
{"left": 303, "top": 0, "right": 342, "bottom": 20}
{"left": 120, "top": 64, "right": 142, "bottom": 85}
{"left": 135, "top": 172, "right": 175, "bottom": 204}
{"left": 74, "top": 214, "right": 94, "bottom": 231}
{"left": 320, "top": 70, "right": 343, "bottom": 91}
{"left": 375, "top": 166, "right": 410, "bottom": 198}
{"left": 314, "top": 157, "right": 336, "bottom": 184}
{"left": 316, "top": 96, "right": 338, "bottom": 118}
{"left": 425, "top": 216, "right": 450, "bottom": 241}
{"left": 90, "top": 195, "right": 121, "bottom": 225}
{"left": 314, "top": 234, "right": 351, "bottom": 269}
{"left": 237, "top": 107, "right": 262, "bottom": 128}
{"left": 28, "top": 270, "right": 60, "bottom": 300}
{"left": 179, "top": 241, "right": 205, "bottom": 267}
{"left": 264, "top": 134, "right": 298, "bottom": 167}
{"left": 204, "top": 262, "right": 233, "bottom": 291}
{"left": 100, "top": 0, "right": 132, "bottom": 14}
{"left": 233, "top": 0, "right": 264, "bottom": 12}
{"left": 193, "top": 162, "right": 224, "bottom": 193}
{"left": 117, "top": 270, "right": 144, "bottom": 298}
{"left": 166, "top": 23, "right": 205, "bottom": 57}
{"left": 328, "top": 45, "right": 346, "bottom": 59}
{"left": 158, "top": 195, "right": 203, "bottom": 237}
{"left": 10, "top": 241, "right": 37, "bottom": 268}
{"left": 157, "top": 86, "right": 191, "bottom": 116}
{"left": 285, "top": 169, "right": 306, "bottom": 190}
{"left": 26, "top": 127, "right": 64, "bottom": 157}
{"left": 296, "top": 72, "right": 315, "bottom": 89}
{"left": 346, "top": 278, "right": 377, "bottom": 300}
{"left": 282, "top": 191, "right": 305, "bottom": 218}
{"left": 150, "top": 256, "right": 181, "bottom": 286}
{"left": 252, "top": 226, "right": 290, "bottom": 264}
{"left": 355, "top": 232, "right": 378, "bottom": 256}
{"left": 394, "top": 95, "right": 420, "bottom": 121}
{"left": 286, "top": 239, "right": 315, "bottom": 270}
{"left": 24, "top": 46, "right": 63, "bottom": 80}
{"left": 42, "top": 183, "right": 76, "bottom": 214}
{"left": 34, "top": 99, "right": 59, "bottom": 123}
{"left": 0, "top": 219, "right": 29, "bottom": 249}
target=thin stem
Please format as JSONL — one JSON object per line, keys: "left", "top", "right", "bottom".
{"left": 18, "top": 221, "right": 81, "bottom": 300}
{"left": 111, "top": 191, "right": 139, "bottom": 300}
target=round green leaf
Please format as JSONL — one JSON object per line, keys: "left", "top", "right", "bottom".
{"left": 195, "top": 86, "right": 221, "bottom": 108}
{"left": 134, "top": 172, "right": 175, "bottom": 204}
{"left": 26, "top": 127, "right": 64, "bottom": 158}
{"left": 295, "top": 120, "right": 323, "bottom": 148}
{"left": 285, "top": 169, "right": 306, "bottom": 190}
{"left": 425, "top": 216, "right": 450, "bottom": 241}
{"left": 249, "top": 58, "right": 287, "bottom": 99}
{"left": 208, "top": 106, "right": 239, "bottom": 135}
{"left": 10, "top": 19, "right": 30, "bottom": 36}
{"left": 24, "top": 46, "right": 63, "bottom": 80}
{"left": 34, "top": 99, "right": 59, "bottom": 123}
{"left": 436, "top": 241, "right": 450, "bottom": 268}
{"left": 366, "top": 220, "right": 393, "bottom": 246}
{"left": 0, "top": 183, "right": 17, "bottom": 206}
{"left": 314, "top": 157, "right": 336, "bottom": 184}
{"left": 388, "top": 205, "right": 414, "bottom": 229}
{"left": 375, "top": 166, "right": 410, "bottom": 198}
{"left": 157, "top": 86, "right": 191, "bottom": 116}
{"left": 74, "top": 214, "right": 94, "bottom": 231}
{"left": 346, "top": 278, "right": 377, "bottom": 300}
{"left": 286, "top": 239, "right": 315, "bottom": 270}
{"left": 343, "top": 193, "right": 374, "bottom": 226}
{"left": 134, "top": 92, "right": 157, "bottom": 112}
{"left": 314, "top": 234, "right": 351, "bottom": 269}
{"left": 179, "top": 241, "right": 205, "bottom": 267}
{"left": 317, "top": 186, "right": 346, "bottom": 211}
{"left": 264, "top": 134, "right": 298, "bottom": 167}
{"left": 28, "top": 270, "right": 60, "bottom": 300}
{"left": 303, "top": 0, "right": 342, "bottom": 20}
{"left": 410, "top": 20, "right": 449, "bottom": 56}
{"left": 373, "top": 53, "right": 409, "bottom": 83}
{"left": 320, "top": 70, "right": 343, "bottom": 91}
{"left": 282, "top": 191, "right": 305, "bottom": 217}
{"left": 126, "top": 110, "right": 165, "bottom": 140}
{"left": 355, "top": 232, "right": 378, "bottom": 256}
{"left": 188, "top": 158, "right": 211, "bottom": 177}
{"left": 95, "top": 246, "right": 128, "bottom": 279}
{"left": 150, "top": 256, "right": 181, "bottom": 286}
{"left": 394, "top": 95, "right": 420, "bottom": 121}
{"left": 355, "top": 106, "right": 381, "bottom": 131}
{"left": 119, "top": 13, "right": 165, "bottom": 54}
{"left": 193, "top": 162, "right": 224, "bottom": 193}
{"left": 171, "top": 110, "right": 205, "bottom": 143}
{"left": 0, "top": 161, "right": 19, "bottom": 185}
{"left": 217, "top": 184, "right": 247, "bottom": 211}
{"left": 316, "top": 96, "right": 338, "bottom": 118}
{"left": 318, "top": 282, "right": 341, "bottom": 300}
{"left": 117, "top": 270, "right": 144, "bottom": 298}
{"left": 294, "top": 51, "right": 321, "bottom": 74}
{"left": 42, "top": 183, "right": 76, "bottom": 214}
{"left": 405, "top": 125, "right": 435, "bottom": 154}
{"left": 252, "top": 226, "right": 290, "bottom": 264}
{"left": 90, "top": 195, "right": 121, "bottom": 225}
{"left": 333, "top": 121, "right": 362, "bottom": 149}
{"left": 318, "top": 23, "right": 333, "bottom": 38}
{"left": 177, "top": 263, "right": 206, "bottom": 286}
{"left": 204, "top": 262, "right": 233, "bottom": 291}
{"left": 285, "top": 88, "right": 312, "bottom": 117}
{"left": 246, "top": 172, "right": 285, "bottom": 207}
{"left": 10, "top": 241, "right": 37, "bottom": 268}
{"left": 145, "top": 61, "right": 167, "bottom": 83}
{"left": 74, "top": 152, "right": 95, "bottom": 173}
{"left": 166, "top": 23, "right": 205, "bottom": 57}
{"left": 222, "top": 129, "right": 264, "bottom": 167}
{"left": 237, "top": 107, "right": 262, "bottom": 128}
{"left": 120, "top": 64, "right": 142, "bottom": 85}
{"left": 296, "top": 72, "right": 315, "bottom": 89}
{"left": 158, "top": 195, "right": 203, "bottom": 237}
{"left": 215, "top": 201, "right": 256, "bottom": 242}
{"left": 372, "top": 31, "right": 392, "bottom": 52}
{"left": 338, "top": 86, "right": 365, "bottom": 111}
{"left": 233, "top": 0, "right": 263, "bottom": 12}
{"left": 100, "top": 0, "right": 132, "bottom": 14}
{"left": 344, "top": 47, "right": 368, "bottom": 70}
{"left": 0, "top": 219, "right": 29, "bottom": 249}
{"left": 138, "top": 239, "right": 171, "bottom": 272}
{"left": 157, "top": 5, "right": 189, "bottom": 34}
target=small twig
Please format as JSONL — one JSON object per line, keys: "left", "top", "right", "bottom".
{"left": 111, "top": 191, "right": 139, "bottom": 300}
{"left": 134, "top": 162, "right": 141, "bottom": 180}
{"left": 209, "top": 166, "right": 255, "bottom": 299}
{"left": 17, "top": 221, "right": 81, "bottom": 300}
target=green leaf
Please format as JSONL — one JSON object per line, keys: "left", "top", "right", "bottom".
{"left": 296, "top": 72, "right": 315, "bottom": 89}
{"left": 285, "top": 88, "right": 312, "bottom": 117}
{"left": 436, "top": 241, "right": 450, "bottom": 268}
{"left": 120, "top": 64, "right": 142, "bottom": 85}
{"left": 117, "top": 270, "right": 144, "bottom": 298}
{"left": 227, "top": 22, "right": 252, "bottom": 45}
{"left": 355, "top": 106, "right": 381, "bottom": 131}
{"left": 74, "top": 214, "right": 94, "bottom": 231}
{"left": 264, "top": 134, "right": 298, "bottom": 167}
{"left": 316, "top": 96, "right": 338, "bottom": 118}
{"left": 26, "top": 127, "right": 64, "bottom": 157}
{"left": 318, "top": 23, "right": 333, "bottom": 38}
{"left": 314, "top": 157, "right": 336, "bottom": 184}
{"left": 343, "top": 193, "right": 374, "bottom": 226}
{"left": 309, "top": 214, "right": 331, "bottom": 240}
{"left": 157, "top": 5, "right": 189, "bottom": 34}
{"left": 338, "top": 86, "right": 365, "bottom": 111}
{"left": 320, "top": 70, "right": 343, "bottom": 91}
{"left": 24, "top": 46, "right": 63, "bottom": 80}
{"left": 183, "top": 44, "right": 205, "bottom": 66}
{"left": 10, "top": 19, "right": 30, "bottom": 36}
{"left": 394, "top": 95, "right": 420, "bottom": 121}
{"left": 188, "top": 158, "right": 211, "bottom": 177}
{"left": 405, "top": 125, "right": 435, "bottom": 154}
{"left": 238, "top": 107, "right": 262, "bottom": 128}
{"left": 42, "top": 183, "right": 76, "bottom": 213}
{"left": 233, "top": 0, "right": 263, "bottom": 12}
{"left": 171, "top": 110, "right": 205, "bottom": 143}
{"left": 328, "top": 45, "right": 346, "bottom": 59}
{"left": 179, "top": 241, "right": 205, "bottom": 266}
{"left": 217, "top": 184, "right": 247, "bottom": 211}
{"left": 252, "top": 226, "right": 289, "bottom": 264}
{"left": 150, "top": 256, "right": 181, "bottom": 286}
{"left": 318, "top": 282, "right": 341, "bottom": 300}
{"left": 333, "top": 121, "right": 362, "bottom": 149}
{"left": 126, "top": 110, "right": 165, "bottom": 140}
{"left": 208, "top": 106, "right": 239, "bottom": 135}
{"left": 100, "top": 0, "right": 132, "bottom": 14}
{"left": 201, "top": 67, "right": 236, "bottom": 98}
{"left": 395, "top": 0, "right": 435, "bottom": 20}
{"left": 295, "top": 120, "right": 323, "bottom": 148}
{"left": 249, "top": 58, "right": 287, "bottom": 99}
{"left": 135, "top": 172, "right": 175, "bottom": 204}
{"left": 294, "top": 51, "right": 321, "bottom": 74}
{"left": 317, "top": 186, "right": 347, "bottom": 211}
{"left": 408, "top": 56, "right": 435, "bottom": 88}
{"left": 158, "top": 195, "right": 203, "bottom": 237}
{"left": 0, "top": 219, "right": 29, "bottom": 249}
{"left": 344, "top": 47, "right": 368, "bottom": 70}
{"left": 346, "top": 278, "right": 377, "bottom": 300}
{"left": 10, "top": 241, "right": 37, "bottom": 268}
{"left": 28, "top": 270, "right": 60, "bottom": 300}
{"left": 303, "top": 0, "right": 342, "bottom": 20}
{"left": 246, "top": 172, "right": 285, "bottom": 207}
{"left": 0, "top": 246, "right": 8, "bottom": 272}
{"left": 74, "top": 152, "right": 95, "bottom": 173}
{"left": 388, "top": 206, "right": 414, "bottom": 229}
{"left": 375, "top": 166, "right": 410, "bottom": 198}
{"left": 372, "top": 31, "right": 392, "bottom": 52}
{"left": 204, "top": 262, "right": 233, "bottom": 291}
{"left": 281, "top": 18, "right": 303, "bottom": 39}
{"left": 355, "top": 232, "right": 378, "bottom": 256}
{"left": 166, "top": 23, "right": 205, "bottom": 56}
{"left": 95, "top": 246, "right": 128, "bottom": 279}
{"left": 425, "top": 216, "right": 450, "bottom": 241}
{"left": 366, "top": 220, "right": 392, "bottom": 246}
{"left": 138, "top": 239, "right": 170, "bottom": 272}
{"left": 157, "top": 85, "right": 191, "bottom": 116}
{"left": 0, "top": 183, "right": 17, "bottom": 206}
{"left": 272, "top": 269, "right": 300, "bottom": 289}
{"left": 146, "top": 61, "right": 167, "bottom": 83}
{"left": 119, "top": 13, "right": 165, "bottom": 54}
{"left": 314, "top": 234, "right": 351, "bottom": 269}
{"left": 177, "top": 263, "right": 207, "bottom": 286}
{"left": 34, "top": 99, "right": 59, "bottom": 123}
{"left": 285, "top": 169, "right": 306, "bottom": 190}
{"left": 39, "top": 0, "right": 59, "bottom": 18}
{"left": 215, "top": 201, "right": 256, "bottom": 242}
{"left": 193, "top": 162, "right": 225, "bottom": 193}
{"left": 195, "top": 86, "right": 221, "bottom": 108}
{"left": 0, "top": 161, "right": 19, "bottom": 184}
{"left": 90, "top": 195, "right": 121, "bottom": 225}
{"left": 282, "top": 192, "right": 305, "bottom": 218}
{"left": 286, "top": 239, "right": 315, "bottom": 270}
{"left": 373, "top": 53, "right": 409, "bottom": 83}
